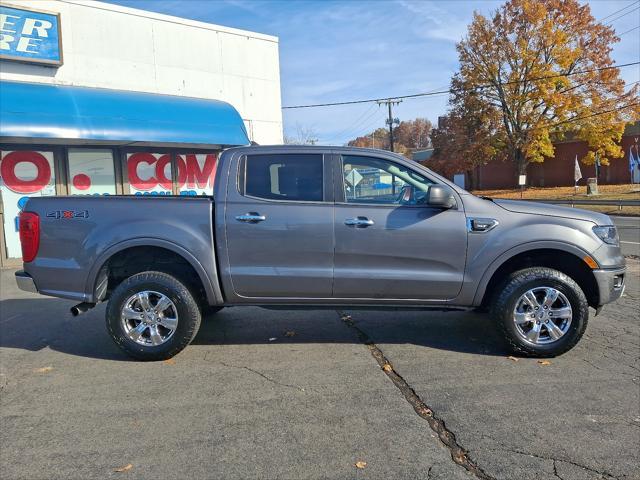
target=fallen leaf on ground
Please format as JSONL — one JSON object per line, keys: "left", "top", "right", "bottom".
{"left": 268, "top": 337, "right": 277, "bottom": 342}
{"left": 417, "top": 406, "right": 433, "bottom": 416}
{"left": 284, "top": 331, "right": 295, "bottom": 337}
{"left": 507, "top": 356, "right": 519, "bottom": 362}
{"left": 114, "top": 463, "right": 133, "bottom": 473}
{"left": 354, "top": 461, "right": 367, "bottom": 469}
{"left": 163, "top": 358, "right": 176, "bottom": 365}
{"left": 382, "top": 363, "right": 392, "bottom": 372}
{"left": 35, "top": 366, "right": 53, "bottom": 373}
{"left": 537, "top": 360, "right": 552, "bottom": 366}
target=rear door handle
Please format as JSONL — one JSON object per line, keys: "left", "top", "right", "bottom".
{"left": 344, "top": 216, "right": 375, "bottom": 228}
{"left": 235, "top": 212, "right": 266, "bottom": 223}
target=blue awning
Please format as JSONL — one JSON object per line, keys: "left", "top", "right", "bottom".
{"left": 0, "top": 80, "right": 250, "bottom": 147}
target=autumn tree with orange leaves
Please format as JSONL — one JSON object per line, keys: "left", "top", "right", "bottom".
{"left": 347, "top": 119, "right": 432, "bottom": 155}
{"left": 439, "top": 0, "right": 639, "bottom": 181}
{"left": 430, "top": 88, "right": 506, "bottom": 189}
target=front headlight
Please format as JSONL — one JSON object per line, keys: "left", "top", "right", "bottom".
{"left": 592, "top": 225, "right": 619, "bottom": 246}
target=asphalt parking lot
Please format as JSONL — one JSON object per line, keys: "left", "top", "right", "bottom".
{"left": 613, "top": 216, "right": 640, "bottom": 258}
{"left": 1, "top": 259, "right": 639, "bottom": 480}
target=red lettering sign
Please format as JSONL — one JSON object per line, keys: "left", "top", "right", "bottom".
{"left": 0, "top": 151, "right": 51, "bottom": 194}
{"left": 127, "top": 153, "right": 162, "bottom": 191}
{"left": 181, "top": 154, "right": 217, "bottom": 189}
{"left": 127, "top": 153, "right": 217, "bottom": 191}
{"left": 155, "top": 154, "right": 173, "bottom": 191}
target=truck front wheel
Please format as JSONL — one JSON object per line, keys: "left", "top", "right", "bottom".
{"left": 492, "top": 267, "right": 589, "bottom": 357}
{"left": 106, "top": 271, "right": 202, "bottom": 361}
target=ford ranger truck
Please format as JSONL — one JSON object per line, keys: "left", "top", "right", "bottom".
{"left": 15, "top": 146, "right": 626, "bottom": 360}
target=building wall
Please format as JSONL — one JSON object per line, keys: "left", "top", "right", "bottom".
{"left": 0, "top": 0, "right": 283, "bottom": 144}
{"left": 476, "top": 135, "right": 638, "bottom": 189}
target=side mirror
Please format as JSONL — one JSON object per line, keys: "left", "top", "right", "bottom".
{"left": 427, "top": 185, "right": 456, "bottom": 209}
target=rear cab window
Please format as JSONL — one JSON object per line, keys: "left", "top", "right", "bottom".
{"left": 241, "top": 154, "right": 324, "bottom": 202}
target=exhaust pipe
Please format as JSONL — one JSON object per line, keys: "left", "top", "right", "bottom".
{"left": 70, "top": 302, "right": 95, "bottom": 317}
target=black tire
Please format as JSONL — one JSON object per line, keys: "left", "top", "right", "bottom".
{"left": 491, "top": 267, "right": 589, "bottom": 357}
{"left": 106, "top": 271, "right": 201, "bottom": 361}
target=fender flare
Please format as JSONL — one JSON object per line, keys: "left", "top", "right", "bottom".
{"left": 84, "top": 237, "right": 219, "bottom": 304}
{"left": 471, "top": 240, "right": 595, "bottom": 306}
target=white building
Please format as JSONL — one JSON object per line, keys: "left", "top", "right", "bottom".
{"left": 1, "top": 0, "right": 283, "bottom": 143}
{"left": 0, "top": 0, "right": 283, "bottom": 264}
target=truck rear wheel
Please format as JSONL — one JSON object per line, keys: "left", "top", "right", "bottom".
{"left": 492, "top": 267, "right": 589, "bottom": 357}
{"left": 106, "top": 271, "right": 202, "bottom": 361}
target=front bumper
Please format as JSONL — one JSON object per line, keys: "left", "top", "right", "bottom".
{"left": 593, "top": 266, "right": 626, "bottom": 306}
{"left": 15, "top": 271, "right": 38, "bottom": 294}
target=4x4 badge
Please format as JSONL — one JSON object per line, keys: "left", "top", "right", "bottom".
{"left": 46, "top": 210, "right": 90, "bottom": 219}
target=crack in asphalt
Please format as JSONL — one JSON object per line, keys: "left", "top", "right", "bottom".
{"left": 501, "top": 447, "right": 620, "bottom": 480}
{"left": 581, "top": 357, "right": 639, "bottom": 378}
{"left": 337, "top": 311, "right": 495, "bottom": 480}
{"left": 477, "top": 431, "right": 626, "bottom": 480}
{"left": 426, "top": 465, "right": 433, "bottom": 479}
{"left": 553, "top": 459, "right": 565, "bottom": 480}
{"left": 219, "top": 361, "right": 305, "bottom": 392}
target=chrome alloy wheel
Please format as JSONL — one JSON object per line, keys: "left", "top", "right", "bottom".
{"left": 121, "top": 291, "right": 178, "bottom": 346}
{"left": 513, "top": 287, "right": 572, "bottom": 345}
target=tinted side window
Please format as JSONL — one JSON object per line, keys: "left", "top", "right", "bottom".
{"left": 245, "top": 154, "right": 323, "bottom": 202}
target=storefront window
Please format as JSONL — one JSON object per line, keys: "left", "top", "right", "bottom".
{"left": 0, "top": 150, "right": 56, "bottom": 258}
{"left": 68, "top": 149, "right": 116, "bottom": 195}
{"left": 126, "top": 152, "right": 173, "bottom": 195}
{"left": 177, "top": 153, "right": 218, "bottom": 196}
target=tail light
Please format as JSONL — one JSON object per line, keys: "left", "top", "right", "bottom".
{"left": 19, "top": 211, "right": 40, "bottom": 262}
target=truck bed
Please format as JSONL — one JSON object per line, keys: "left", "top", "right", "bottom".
{"left": 21, "top": 195, "right": 220, "bottom": 304}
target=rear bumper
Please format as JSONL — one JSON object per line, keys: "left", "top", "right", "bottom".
{"left": 15, "top": 271, "right": 38, "bottom": 294}
{"left": 593, "top": 266, "right": 626, "bottom": 306}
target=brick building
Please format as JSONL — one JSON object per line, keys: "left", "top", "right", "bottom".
{"left": 420, "top": 121, "right": 640, "bottom": 190}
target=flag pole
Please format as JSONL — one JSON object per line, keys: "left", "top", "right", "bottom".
{"left": 574, "top": 154, "right": 582, "bottom": 195}
{"left": 631, "top": 146, "right": 635, "bottom": 185}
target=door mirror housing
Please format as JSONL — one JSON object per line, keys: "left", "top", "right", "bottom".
{"left": 427, "top": 185, "right": 456, "bottom": 209}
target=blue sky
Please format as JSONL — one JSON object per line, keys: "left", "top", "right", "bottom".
{"left": 108, "top": 0, "right": 639, "bottom": 145}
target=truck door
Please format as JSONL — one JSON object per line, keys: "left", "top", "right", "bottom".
{"left": 223, "top": 152, "right": 334, "bottom": 299}
{"left": 333, "top": 154, "right": 467, "bottom": 301}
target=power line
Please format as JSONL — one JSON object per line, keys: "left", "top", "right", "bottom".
{"left": 345, "top": 107, "right": 385, "bottom": 138}
{"left": 331, "top": 103, "right": 378, "bottom": 142}
{"left": 605, "top": 5, "right": 640, "bottom": 26}
{"left": 551, "top": 101, "right": 639, "bottom": 128}
{"left": 325, "top": 84, "right": 638, "bottom": 146}
{"left": 358, "top": 111, "right": 388, "bottom": 138}
{"left": 323, "top": 110, "right": 386, "bottom": 145}
{"left": 282, "top": 62, "right": 640, "bottom": 109}
{"left": 599, "top": 1, "right": 639, "bottom": 22}
{"left": 618, "top": 25, "right": 640, "bottom": 36}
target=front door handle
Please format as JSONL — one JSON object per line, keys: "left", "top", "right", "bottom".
{"left": 344, "top": 216, "right": 375, "bottom": 228}
{"left": 236, "top": 212, "right": 266, "bottom": 223}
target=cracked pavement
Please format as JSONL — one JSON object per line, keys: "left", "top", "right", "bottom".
{"left": 1, "top": 259, "right": 638, "bottom": 479}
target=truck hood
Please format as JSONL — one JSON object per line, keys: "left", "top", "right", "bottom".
{"left": 493, "top": 199, "right": 612, "bottom": 225}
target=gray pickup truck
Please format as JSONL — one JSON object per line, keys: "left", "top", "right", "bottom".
{"left": 15, "top": 146, "right": 625, "bottom": 360}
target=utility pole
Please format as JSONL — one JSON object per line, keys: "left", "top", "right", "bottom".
{"left": 377, "top": 99, "right": 401, "bottom": 152}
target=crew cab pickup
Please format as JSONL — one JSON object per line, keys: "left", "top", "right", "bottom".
{"left": 15, "top": 146, "right": 626, "bottom": 360}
